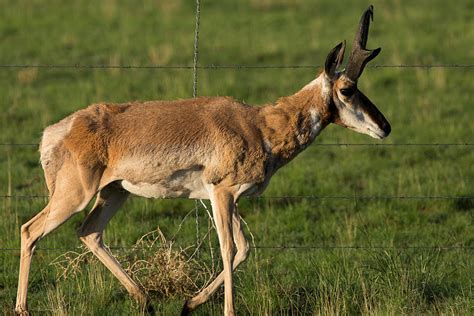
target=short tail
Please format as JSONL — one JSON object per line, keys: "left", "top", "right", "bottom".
{"left": 39, "top": 116, "right": 74, "bottom": 195}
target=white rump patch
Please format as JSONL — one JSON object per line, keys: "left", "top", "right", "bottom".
{"left": 40, "top": 116, "right": 75, "bottom": 166}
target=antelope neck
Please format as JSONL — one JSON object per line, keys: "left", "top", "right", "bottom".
{"left": 257, "top": 74, "right": 332, "bottom": 165}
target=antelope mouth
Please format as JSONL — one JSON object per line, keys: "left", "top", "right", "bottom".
{"left": 367, "top": 128, "right": 387, "bottom": 139}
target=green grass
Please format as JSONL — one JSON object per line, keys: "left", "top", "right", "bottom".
{"left": 0, "top": 0, "right": 473, "bottom": 315}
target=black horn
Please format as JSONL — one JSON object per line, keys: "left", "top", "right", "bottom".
{"left": 345, "top": 5, "right": 381, "bottom": 81}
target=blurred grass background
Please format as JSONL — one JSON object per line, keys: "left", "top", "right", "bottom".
{"left": 0, "top": 0, "right": 473, "bottom": 314}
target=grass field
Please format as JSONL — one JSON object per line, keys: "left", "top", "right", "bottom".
{"left": 0, "top": 0, "right": 473, "bottom": 315}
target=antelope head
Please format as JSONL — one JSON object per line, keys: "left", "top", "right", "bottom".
{"left": 324, "top": 5, "right": 391, "bottom": 139}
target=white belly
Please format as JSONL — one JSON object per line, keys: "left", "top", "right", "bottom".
{"left": 121, "top": 168, "right": 209, "bottom": 199}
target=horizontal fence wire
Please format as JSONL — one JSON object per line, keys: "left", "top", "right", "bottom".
{"left": 1, "top": 143, "right": 473, "bottom": 147}
{"left": 0, "top": 63, "right": 473, "bottom": 70}
{"left": 1, "top": 195, "right": 473, "bottom": 200}
{"left": 1, "top": 5, "right": 472, "bottom": 257}
{"left": 0, "top": 246, "right": 472, "bottom": 252}
{"left": 258, "top": 195, "right": 474, "bottom": 200}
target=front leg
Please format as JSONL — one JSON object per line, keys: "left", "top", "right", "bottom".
{"left": 183, "top": 207, "right": 249, "bottom": 314}
{"left": 207, "top": 185, "right": 236, "bottom": 316}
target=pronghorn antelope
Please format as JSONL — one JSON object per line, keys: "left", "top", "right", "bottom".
{"left": 15, "top": 5, "right": 390, "bottom": 316}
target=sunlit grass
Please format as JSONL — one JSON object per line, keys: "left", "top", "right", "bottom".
{"left": 0, "top": 0, "right": 472, "bottom": 314}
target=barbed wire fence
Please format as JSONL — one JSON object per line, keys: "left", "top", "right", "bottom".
{"left": 0, "top": 63, "right": 473, "bottom": 69}
{"left": 1, "top": 1, "right": 473, "bottom": 254}
{"left": 1, "top": 142, "right": 474, "bottom": 147}
{"left": 0, "top": 245, "right": 472, "bottom": 252}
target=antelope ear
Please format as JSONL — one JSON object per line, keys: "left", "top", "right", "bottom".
{"left": 324, "top": 41, "right": 345, "bottom": 80}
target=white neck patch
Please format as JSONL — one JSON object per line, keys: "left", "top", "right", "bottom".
{"left": 296, "top": 108, "right": 324, "bottom": 145}
{"left": 309, "top": 108, "right": 323, "bottom": 139}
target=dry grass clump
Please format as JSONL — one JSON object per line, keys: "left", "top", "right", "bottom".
{"left": 50, "top": 226, "right": 215, "bottom": 299}
{"left": 124, "top": 228, "right": 213, "bottom": 298}
{"left": 17, "top": 68, "right": 38, "bottom": 85}
{"left": 50, "top": 247, "right": 92, "bottom": 281}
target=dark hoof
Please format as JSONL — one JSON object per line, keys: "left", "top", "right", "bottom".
{"left": 15, "top": 305, "right": 29, "bottom": 316}
{"left": 181, "top": 300, "right": 192, "bottom": 316}
{"left": 145, "top": 301, "right": 156, "bottom": 316}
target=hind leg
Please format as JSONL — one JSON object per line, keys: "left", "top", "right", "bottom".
{"left": 78, "top": 184, "right": 148, "bottom": 304}
{"left": 15, "top": 205, "right": 51, "bottom": 315}
{"left": 15, "top": 167, "right": 96, "bottom": 315}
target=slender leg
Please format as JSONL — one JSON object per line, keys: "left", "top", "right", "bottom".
{"left": 77, "top": 184, "right": 149, "bottom": 306}
{"left": 15, "top": 205, "right": 50, "bottom": 315}
{"left": 15, "top": 176, "right": 93, "bottom": 315}
{"left": 183, "top": 207, "right": 249, "bottom": 314}
{"left": 193, "top": 186, "right": 237, "bottom": 315}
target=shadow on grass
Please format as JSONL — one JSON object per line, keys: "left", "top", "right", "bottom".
{"left": 453, "top": 196, "right": 474, "bottom": 212}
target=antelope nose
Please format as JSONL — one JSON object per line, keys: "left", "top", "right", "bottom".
{"left": 382, "top": 121, "right": 391, "bottom": 137}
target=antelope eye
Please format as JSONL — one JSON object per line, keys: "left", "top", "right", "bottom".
{"left": 340, "top": 88, "right": 355, "bottom": 97}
